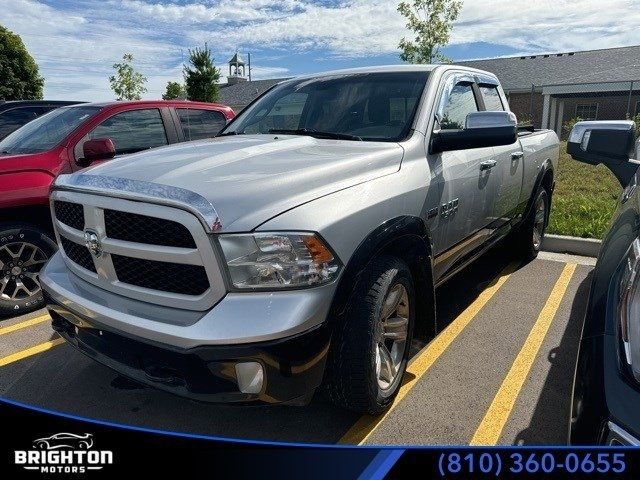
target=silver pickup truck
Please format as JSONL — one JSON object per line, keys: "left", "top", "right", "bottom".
{"left": 41, "top": 65, "right": 559, "bottom": 414}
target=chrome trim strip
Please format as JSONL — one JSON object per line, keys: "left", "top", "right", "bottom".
{"left": 608, "top": 421, "right": 640, "bottom": 446}
{"left": 54, "top": 174, "right": 222, "bottom": 233}
{"left": 101, "top": 239, "right": 202, "bottom": 265}
{"left": 55, "top": 220, "right": 85, "bottom": 244}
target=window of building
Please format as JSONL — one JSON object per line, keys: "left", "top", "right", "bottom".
{"left": 437, "top": 82, "right": 479, "bottom": 130}
{"left": 575, "top": 103, "right": 598, "bottom": 120}
{"left": 479, "top": 86, "right": 505, "bottom": 111}
{"left": 177, "top": 109, "right": 227, "bottom": 140}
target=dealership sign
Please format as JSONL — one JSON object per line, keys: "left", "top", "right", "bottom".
{"left": 14, "top": 433, "right": 113, "bottom": 473}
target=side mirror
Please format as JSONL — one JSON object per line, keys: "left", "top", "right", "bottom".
{"left": 567, "top": 121, "right": 638, "bottom": 187}
{"left": 79, "top": 138, "right": 116, "bottom": 167}
{"left": 431, "top": 111, "right": 518, "bottom": 154}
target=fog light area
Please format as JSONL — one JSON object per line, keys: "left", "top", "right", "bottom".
{"left": 235, "top": 362, "right": 264, "bottom": 394}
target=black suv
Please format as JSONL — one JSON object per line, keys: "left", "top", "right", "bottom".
{"left": 0, "top": 100, "right": 83, "bottom": 140}
{"left": 568, "top": 120, "right": 640, "bottom": 445}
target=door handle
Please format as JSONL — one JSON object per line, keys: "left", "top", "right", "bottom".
{"left": 480, "top": 159, "right": 497, "bottom": 170}
{"left": 511, "top": 151, "right": 524, "bottom": 160}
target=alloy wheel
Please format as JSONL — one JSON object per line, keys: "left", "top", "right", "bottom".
{"left": 532, "top": 192, "right": 547, "bottom": 250}
{"left": 375, "top": 283, "right": 410, "bottom": 392}
{"left": 0, "top": 241, "right": 48, "bottom": 301}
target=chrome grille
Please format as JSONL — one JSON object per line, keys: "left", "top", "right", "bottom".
{"left": 59, "top": 237, "right": 96, "bottom": 273}
{"left": 112, "top": 254, "right": 209, "bottom": 295}
{"left": 50, "top": 190, "right": 226, "bottom": 311}
{"left": 54, "top": 201, "right": 84, "bottom": 231}
{"left": 104, "top": 209, "right": 196, "bottom": 248}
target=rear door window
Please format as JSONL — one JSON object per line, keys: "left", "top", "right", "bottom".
{"left": 177, "top": 108, "right": 227, "bottom": 140}
{"left": 85, "top": 109, "right": 168, "bottom": 156}
{"left": 480, "top": 86, "right": 505, "bottom": 111}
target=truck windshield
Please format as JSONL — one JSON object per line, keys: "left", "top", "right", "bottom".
{"left": 221, "top": 71, "right": 430, "bottom": 142}
{"left": 0, "top": 106, "right": 100, "bottom": 155}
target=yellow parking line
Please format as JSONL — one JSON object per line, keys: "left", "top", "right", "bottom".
{"left": 339, "top": 262, "right": 518, "bottom": 445}
{"left": 0, "top": 314, "right": 51, "bottom": 336}
{"left": 0, "top": 336, "right": 65, "bottom": 368}
{"left": 470, "top": 263, "right": 577, "bottom": 446}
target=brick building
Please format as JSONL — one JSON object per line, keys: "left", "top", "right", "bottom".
{"left": 460, "top": 45, "right": 640, "bottom": 136}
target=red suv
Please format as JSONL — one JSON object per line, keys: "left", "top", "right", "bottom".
{"left": 0, "top": 100, "right": 234, "bottom": 315}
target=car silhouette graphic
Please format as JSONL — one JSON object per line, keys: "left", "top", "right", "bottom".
{"left": 32, "top": 433, "right": 93, "bottom": 450}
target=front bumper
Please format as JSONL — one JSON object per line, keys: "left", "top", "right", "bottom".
{"left": 46, "top": 293, "right": 330, "bottom": 404}
{"left": 40, "top": 252, "right": 335, "bottom": 404}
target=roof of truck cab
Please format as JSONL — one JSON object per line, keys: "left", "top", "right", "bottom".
{"left": 293, "top": 65, "right": 437, "bottom": 79}
{"left": 284, "top": 64, "right": 497, "bottom": 82}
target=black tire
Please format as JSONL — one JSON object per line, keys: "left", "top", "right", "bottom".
{"left": 513, "top": 186, "right": 550, "bottom": 261}
{"left": 0, "top": 223, "right": 57, "bottom": 317}
{"left": 326, "top": 256, "right": 415, "bottom": 414}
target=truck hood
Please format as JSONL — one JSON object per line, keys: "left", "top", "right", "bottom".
{"left": 74, "top": 134, "right": 404, "bottom": 232}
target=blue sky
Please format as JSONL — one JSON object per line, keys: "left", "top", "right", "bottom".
{"left": 2, "top": 0, "right": 639, "bottom": 100}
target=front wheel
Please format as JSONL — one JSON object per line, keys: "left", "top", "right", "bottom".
{"left": 0, "top": 223, "right": 57, "bottom": 317}
{"left": 326, "top": 256, "right": 415, "bottom": 414}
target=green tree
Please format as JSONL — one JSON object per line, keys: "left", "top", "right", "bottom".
{"left": 398, "top": 0, "right": 463, "bottom": 64}
{"left": 183, "top": 44, "right": 220, "bottom": 102}
{"left": 0, "top": 25, "right": 44, "bottom": 100}
{"left": 109, "top": 53, "right": 147, "bottom": 100}
{"left": 162, "top": 81, "right": 186, "bottom": 100}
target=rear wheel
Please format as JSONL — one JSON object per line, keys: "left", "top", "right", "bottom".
{"left": 326, "top": 256, "right": 415, "bottom": 414}
{"left": 513, "top": 186, "right": 549, "bottom": 261}
{"left": 0, "top": 223, "right": 57, "bottom": 317}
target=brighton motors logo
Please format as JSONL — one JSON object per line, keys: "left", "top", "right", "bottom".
{"left": 14, "top": 433, "right": 113, "bottom": 473}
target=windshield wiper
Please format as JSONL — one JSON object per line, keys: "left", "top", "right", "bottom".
{"left": 268, "top": 128, "right": 362, "bottom": 141}
{"left": 216, "top": 131, "right": 245, "bottom": 137}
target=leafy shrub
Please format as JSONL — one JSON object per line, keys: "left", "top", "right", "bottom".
{"left": 562, "top": 117, "right": 583, "bottom": 137}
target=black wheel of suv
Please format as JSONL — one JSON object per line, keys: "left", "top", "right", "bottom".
{"left": 326, "top": 256, "right": 415, "bottom": 414}
{"left": 0, "top": 223, "right": 57, "bottom": 317}
{"left": 514, "top": 186, "right": 550, "bottom": 261}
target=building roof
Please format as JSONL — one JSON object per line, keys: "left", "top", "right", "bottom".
{"left": 219, "top": 78, "right": 289, "bottom": 109}
{"left": 459, "top": 45, "right": 640, "bottom": 91}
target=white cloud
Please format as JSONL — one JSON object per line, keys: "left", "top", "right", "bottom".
{"left": 182, "top": 0, "right": 640, "bottom": 58}
{"left": 1, "top": 0, "right": 639, "bottom": 100}
{"left": 452, "top": 0, "right": 640, "bottom": 54}
{"left": 119, "top": 0, "right": 303, "bottom": 23}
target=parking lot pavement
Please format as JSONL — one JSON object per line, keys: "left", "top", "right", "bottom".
{"left": 0, "top": 248, "right": 593, "bottom": 445}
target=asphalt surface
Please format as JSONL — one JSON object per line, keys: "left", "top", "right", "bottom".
{"left": 0, "top": 248, "right": 593, "bottom": 445}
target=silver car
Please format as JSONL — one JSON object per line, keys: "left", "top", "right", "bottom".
{"left": 41, "top": 65, "right": 559, "bottom": 413}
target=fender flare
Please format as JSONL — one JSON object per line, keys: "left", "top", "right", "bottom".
{"left": 523, "top": 159, "right": 555, "bottom": 221}
{"left": 328, "top": 216, "right": 437, "bottom": 340}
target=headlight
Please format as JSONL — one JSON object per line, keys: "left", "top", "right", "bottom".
{"left": 218, "top": 232, "right": 341, "bottom": 289}
{"left": 619, "top": 238, "right": 640, "bottom": 381}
